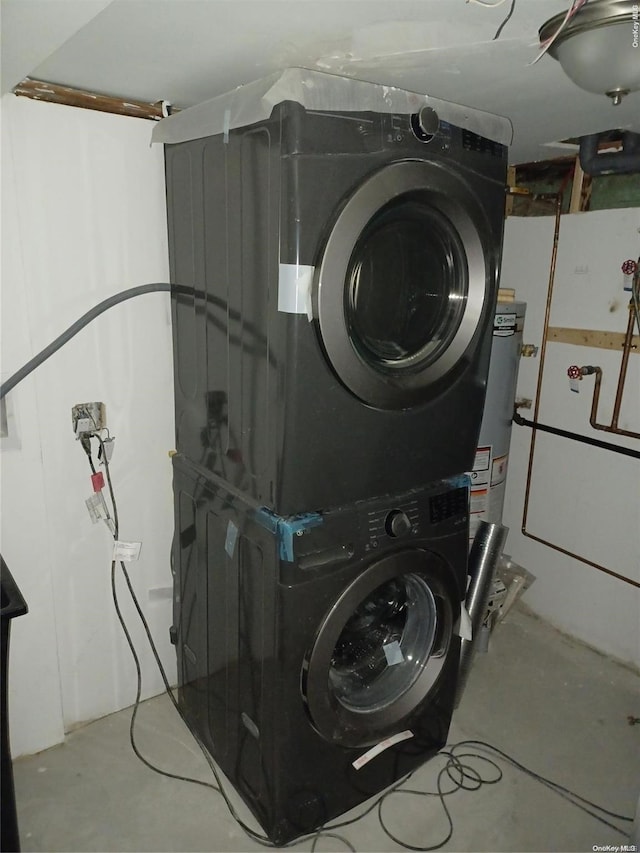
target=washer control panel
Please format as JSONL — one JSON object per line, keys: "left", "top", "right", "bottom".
{"left": 365, "top": 499, "right": 420, "bottom": 550}
{"left": 363, "top": 484, "right": 469, "bottom": 552}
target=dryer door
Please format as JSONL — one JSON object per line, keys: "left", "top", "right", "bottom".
{"left": 315, "top": 160, "right": 491, "bottom": 409}
{"left": 302, "top": 549, "right": 458, "bottom": 748}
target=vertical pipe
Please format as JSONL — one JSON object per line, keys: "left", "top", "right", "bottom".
{"left": 455, "top": 521, "right": 509, "bottom": 707}
{"left": 611, "top": 305, "right": 636, "bottom": 429}
{"left": 521, "top": 194, "right": 563, "bottom": 533}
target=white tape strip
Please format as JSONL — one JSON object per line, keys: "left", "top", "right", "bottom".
{"left": 278, "top": 263, "right": 314, "bottom": 320}
{"left": 458, "top": 603, "right": 472, "bottom": 641}
{"left": 352, "top": 730, "right": 414, "bottom": 770}
{"left": 223, "top": 108, "right": 231, "bottom": 144}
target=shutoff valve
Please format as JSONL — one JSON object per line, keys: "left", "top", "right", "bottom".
{"left": 567, "top": 365, "right": 597, "bottom": 393}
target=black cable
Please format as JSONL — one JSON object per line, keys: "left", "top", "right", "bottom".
{"left": 0, "top": 283, "right": 171, "bottom": 400}
{"left": 375, "top": 749, "right": 502, "bottom": 851}
{"left": 79, "top": 435, "right": 96, "bottom": 474}
{"left": 493, "top": 0, "right": 516, "bottom": 39}
{"left": 454, "top": 740, "right": 633, "bottom": 829}
{"left": 82, "top": 437, "right": 635, "bottom": 850}
{"left": 90, "top": 436, "right": 220, "bottom": 794}
{"left": 513, "top": 410, "right": 640, "bottom": 459}
{"left": 93, "top": 435, "right": 356, "bottom": 851}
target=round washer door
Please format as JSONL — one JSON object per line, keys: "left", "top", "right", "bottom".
{"left": 302, "top": 549, "right": 458, "bottom": 748}
{"left": 315, "top": 160, "right": 491, "bottom": 409}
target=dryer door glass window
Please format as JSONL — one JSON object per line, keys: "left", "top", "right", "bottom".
{"left": 329, "top": 572, "right": 438, "bottom": 713}
{"left": 316, "top": 161, "right": 491, "bottom": 410}
{"left": 347, "top": 202, "right": 467, "bottom": 369}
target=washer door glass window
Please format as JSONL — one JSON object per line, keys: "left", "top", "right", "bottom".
{"left": 347, "top": 201, "right": 467, "bottom": 370}
{"left": 329, "top": 572, "right": 438, "bottom": 713}
{"left": 302, "top": 550, "right": 457, "bottom": 748}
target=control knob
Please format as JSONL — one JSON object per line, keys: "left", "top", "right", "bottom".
{"left": 385, "top": 510, "right": 412, "bottom": 538}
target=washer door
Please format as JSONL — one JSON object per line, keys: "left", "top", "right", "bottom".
{"left": 315, "top": 160, "right": 490, "bottom": 409}
{"left": 302, "top": 549, "right": 457, "bottom": 748}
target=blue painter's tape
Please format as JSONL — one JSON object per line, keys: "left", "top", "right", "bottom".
{"left": 254, "top": 507, "right": 279, "bottom": 535}
{"left": 447, "top": 473, "right": 471, "bottom": 491}
{"left": 254, "top": 508, "right": 323, "bottom": 562}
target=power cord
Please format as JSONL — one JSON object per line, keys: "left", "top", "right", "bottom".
{"left": 85, "top": 433, "right": 356, "bottom": 851}
{"left": 80, "top": 436, "right": 634, "bottom": 851}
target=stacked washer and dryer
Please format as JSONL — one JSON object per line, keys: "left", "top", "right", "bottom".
{"left": 157, "top": 70, "right": 511, "bottom": 845}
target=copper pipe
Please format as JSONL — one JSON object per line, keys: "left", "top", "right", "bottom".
{"left": 13, "top": 78, "right": 168, "bottom": 121}
{"left": 587, "top": 306, "right": 640, "bottom": 440}
{"left": 523, "top": 532, "right": 639, "bottom": 589}
{"left": 612, "top": 303, "right": 637, "bottom": 430}
{"left": 521, "top": 192, "right": 563, "bottom": 530}
{"left": 518, "top": 193, "right": 638, "bottom": 587}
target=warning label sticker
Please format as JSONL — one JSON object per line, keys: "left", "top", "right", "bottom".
{"left": 469, "top": 446, "right": 491, "bottom": 487}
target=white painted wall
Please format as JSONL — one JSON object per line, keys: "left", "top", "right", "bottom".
{"left": 1, "top": 94, "right": 175, "bottom": 757}
{"left": 501, "top": 209, "right": 640, "bottom": 666}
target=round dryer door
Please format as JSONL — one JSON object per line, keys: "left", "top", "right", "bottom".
{"left": 315, "top": 160, "right": 490, "bottom": 409}
{"left": 302, "top": 549, "right": 458, "bottom": 748}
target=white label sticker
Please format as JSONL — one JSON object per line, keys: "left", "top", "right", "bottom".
{"left": 85, "top": 492, "right": 108, "bottom": 524}
{"left": 458, "top": 604, "right": 473, "bottom": 641}
{"left": 113, "top": 540, "right": 142, "bottom": 562}
{"left": 278, "top": 263, "right": 314, "bottom": 319}
{"left": 352, "top": 730, "right": 414, "bottom": 770}
{"left": 383, "top": 640, "right": 404, "bottom": 666}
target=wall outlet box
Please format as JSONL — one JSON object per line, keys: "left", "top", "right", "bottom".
{"left": 72, "top": 402, "right": 106, "bottom": 436}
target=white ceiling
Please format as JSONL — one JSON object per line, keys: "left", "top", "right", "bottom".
{"left": 2, "top": 0, "right": 639, "bottom": 164}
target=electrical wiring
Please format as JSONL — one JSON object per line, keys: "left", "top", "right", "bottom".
{"left": 0, "top": 283, "right": 171, "bottom": 401}
{"left": 90, "top": 434, "right": 356, "bottom": 851}
{"left": 466, "top": 0, "right": 510, "bottom": 7}
{"left": 80, "top": 435, "right": 635, "bottom": 851}
{"left": 451, "top": 741, "right": 633, "bottom": 832}
{"left": 493, "top": 0, "right": 517, "bottom": 40}
{"left": 533, "top": 0, "right": 590, "bottom": 63}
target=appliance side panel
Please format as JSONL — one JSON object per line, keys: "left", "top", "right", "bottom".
{"left": 166, "top": 142, "right": 209, "bottom": 462}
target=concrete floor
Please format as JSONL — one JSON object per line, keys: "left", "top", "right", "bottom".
{"left": 12, "top": 604, "right": 640, "bottom": 853}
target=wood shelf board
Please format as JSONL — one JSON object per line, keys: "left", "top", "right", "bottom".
{"left": 548, "top": 326, "right": 639, "bottom": 352}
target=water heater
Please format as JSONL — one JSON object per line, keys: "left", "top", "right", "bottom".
{"left": 469, "top": 300, "right": 526, "bottom": 542}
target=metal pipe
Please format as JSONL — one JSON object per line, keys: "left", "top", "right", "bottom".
{"left": 579, "top": 304, "right": 640, "bottom": 439}
{"left": 455, "top": 522, "right": 509, "bottom": 707}
{"left": 517, "top": 193, "right": 639, "bottom": 587}
{"left": 584, "top": 306, "right": 640, "bottom": 439}
{"left": 611, "top": 305, "right": 636, "bottom": 428}
{"left": 513, "top": 410, "right": 640, "bottom": 459}
{"left": 521, "top": 193, "right": 563, "bottom": 531}
{"left": 522, "top": 531, "right": 639, "bottom": 589}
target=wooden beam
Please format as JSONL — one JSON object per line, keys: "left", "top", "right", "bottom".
{"left": 13, "top": 78, "right": 168, "bottom": 121}
{"left": 569, "top": 156, "right": 592, "bottom": 214}
{"left": 548, "top": 326, "right": 640, "bottom": 352}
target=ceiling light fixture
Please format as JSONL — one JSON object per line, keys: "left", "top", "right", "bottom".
{"left": 539, "top": 0, "right": 640, "bottom": 105}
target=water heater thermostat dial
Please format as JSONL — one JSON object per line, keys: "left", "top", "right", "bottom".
{"left": 385, "top": 510, "right": 412, "bottom": 538}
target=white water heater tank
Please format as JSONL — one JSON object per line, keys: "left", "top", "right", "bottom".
{"left": 469, "top": 300, "right": 526, "bottom": 542}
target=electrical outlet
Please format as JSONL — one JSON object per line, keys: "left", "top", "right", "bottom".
{"left": 72, "top": 402, "right": 106, "bottom": 437}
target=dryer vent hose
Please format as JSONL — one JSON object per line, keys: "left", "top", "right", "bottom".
{"left": 455, "top": 521, "right": 509, "bottom": 709}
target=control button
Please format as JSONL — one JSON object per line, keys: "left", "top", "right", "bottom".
{"left": 411, "top": 107, "right": 439, "bottom": 142}
{"left": 385, "top": 510, "right": 412, "bottom": 538}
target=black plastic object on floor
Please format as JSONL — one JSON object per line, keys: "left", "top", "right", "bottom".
{"left": 1, "top": 556, "right": 28, "bottom": 853}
